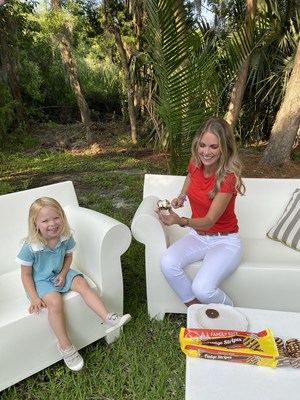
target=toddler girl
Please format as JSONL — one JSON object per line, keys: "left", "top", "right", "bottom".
{"left": 16, "top": 197, "right": 131, "bottom": 371}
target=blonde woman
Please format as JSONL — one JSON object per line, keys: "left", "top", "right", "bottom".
{"left": 16, "top": 197, "right": 131, "bottom": 371}
{"left": 157, "top": 117, "right": 245, "bottom": 308}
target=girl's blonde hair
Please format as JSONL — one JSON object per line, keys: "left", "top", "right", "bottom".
{"left": 191, "top": 117, "right": 245, "bottom": 198}
{"left": 27, "top": 197, "right": 72, "bottom": 244}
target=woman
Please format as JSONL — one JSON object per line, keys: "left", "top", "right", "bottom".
{"left": 157, "top": 117, "right": 245, "bottom": 308}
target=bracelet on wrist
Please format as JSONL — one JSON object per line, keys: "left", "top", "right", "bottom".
{"left": 178, "top": 192, "right": 187, "bottom": 201}
{"left": 179, "top": 217, "right": 189, "bottom": 227}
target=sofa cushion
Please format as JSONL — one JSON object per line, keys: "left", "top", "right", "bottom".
{"left": 267, "top": 188, "right": 300, "bottom": 251}
{"left": 0, "top": 269, "right": 98, "bottom": 326}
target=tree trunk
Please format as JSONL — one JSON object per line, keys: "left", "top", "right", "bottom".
{"left": 113, "top": 25, "right": 137, "bottom": 144}
{"left": 260, "top": 40, "right": 300, "bottom": 166}
{"left": 59, "top": 31, "right": 92, "bottom": 133}
{"left": 101, "top": 0, "right": 113, "bottom": 65}
{"left": 51, "top": 0, "right": 92, "bottom": 140}
{"left": 131, "top": 0, "right": 145, "bottom": 117}
{"left": 102, "top": 0, "right": 137, "bottom": 144}
{"left": 226, "top": 0, "right": 257, "bottom": 133}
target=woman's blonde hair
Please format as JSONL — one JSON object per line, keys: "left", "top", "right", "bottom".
{"left": 191, "top": 117, "right": 245, "bottom": 198}
{"left": 27, "top": 197, "right": 72, "bottom": 244}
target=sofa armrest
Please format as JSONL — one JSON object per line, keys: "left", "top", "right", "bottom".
{"left": 131, "top": 195, "right": 184, "bottom": 319}
{"left": 131, "top": 195, "right": 168, "bottom": 249}
{"left": 64, "top": 205, "right": 131, "bottom": 311}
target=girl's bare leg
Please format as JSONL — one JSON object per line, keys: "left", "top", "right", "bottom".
{"left": 71, "top": 275, "right": 109, "bottom": 320}
{"left": 43, "top": 292, "right": 72, "bottom": 350}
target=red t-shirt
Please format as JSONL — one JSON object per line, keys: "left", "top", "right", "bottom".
{"left": 187, "top": 159, "right": 239, "bottom": 233}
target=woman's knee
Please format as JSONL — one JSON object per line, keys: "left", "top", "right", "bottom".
{"left": 160, "top": 251, "right": 179, "bottom": 278}
{"left": 191, "top": 280, "right": 215, "bottom": 304}
{"left": 191, "top": 281, "right": 230, "bottom": 304}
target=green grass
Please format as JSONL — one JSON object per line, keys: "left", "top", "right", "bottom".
{"left": 0, "top": 132, "right": 186, "bottom": 400}
{"left": 4, "top": 311, "right": 186, "bottom": 400}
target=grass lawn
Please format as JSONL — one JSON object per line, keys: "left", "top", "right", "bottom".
{"left": 0, "top": 126, "right": 186, "bottom": 400}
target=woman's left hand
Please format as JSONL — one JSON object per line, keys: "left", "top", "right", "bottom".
{"left": 156, "top": 208, "right": 181, "bottom": 226}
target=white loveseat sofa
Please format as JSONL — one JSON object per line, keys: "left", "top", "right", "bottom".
{"left": 131, "top": 174, "right": 300, "bottom": 320}
{"left": 0, "top": 181, "right": 131, "bottom": 391}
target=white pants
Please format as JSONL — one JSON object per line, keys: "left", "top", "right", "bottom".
{"left": 160, "top": 229, "right": 242, "bottom": 305}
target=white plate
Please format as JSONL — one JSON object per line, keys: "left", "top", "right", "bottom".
{"left": 194, "top": 304, "right": 249, "bottom": 331}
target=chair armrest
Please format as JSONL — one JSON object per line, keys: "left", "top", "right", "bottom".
{"left": 131, "top": 195, "right": 168, "bottom": 249}
{"left": 64, "top": 205, "right": 131, "bottom": 311}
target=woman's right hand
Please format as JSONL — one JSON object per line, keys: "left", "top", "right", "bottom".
{"left": 171, "top": 196, "right": 185, "bottom": 209}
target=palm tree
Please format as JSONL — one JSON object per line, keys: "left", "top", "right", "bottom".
{"left": 144, "top": 0, "right": 253, "bottom": 173}
{"left": 143, "top": 0, "right": 300, "bottom": 168}
{"left": 145, "top": 0, "right": 222, "bottom": 173}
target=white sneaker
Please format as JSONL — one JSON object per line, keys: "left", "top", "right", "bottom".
{"left": 58, "top": 344, "right": 84, "bottom": 371}
{"left": 105, "top": 313, "right": 132, "bottom": 334}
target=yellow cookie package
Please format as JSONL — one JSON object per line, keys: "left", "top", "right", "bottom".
{"left": 180, "top": 328, "right": 290, "bottom": 368}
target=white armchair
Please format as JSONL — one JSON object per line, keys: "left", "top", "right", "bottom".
{"left": 0, "top": 181, "right": 131, "bottom": 391}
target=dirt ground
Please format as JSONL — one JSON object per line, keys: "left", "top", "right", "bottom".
{"left": 30, "top": 123, "right": 300, "bottom": 179}
{"left": 238, "top": 148, "right": 300, "bottom": 178}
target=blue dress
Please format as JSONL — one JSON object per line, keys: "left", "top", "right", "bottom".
{"left": 16, "top": 235, "right": 82, "bottom": 298}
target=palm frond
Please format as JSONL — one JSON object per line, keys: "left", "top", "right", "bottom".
{"left": 145, "top": 0, "right": 223, "bottom": 173}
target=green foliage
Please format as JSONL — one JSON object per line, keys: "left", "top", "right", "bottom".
{"left": 2, "top": 2, "right": 124, "bottom": 124}
{"left": 144, "top": 0, "right": 300, "bottom": 162}
{"left": 1, "top": 0, "right": 299, "bottom": 155}
{"left": 20, "top": 57, "right": 44, "bottom": 103}
{"left": 77, "top": 59, "right": 122, "bottom": 114}
{"left": 0, "top": 82, "right": 16, "bottom": 138}
{"left": 237, "top": 0, "right": 300, "bottom": 144}
{"left": 0, "top": 181, "right": 16, "bottom": 195}
{"left": 144, "top": 0, "right": 256, "bottom": 173}
{"left": 145, "top": 0, "right": 222, "bottom": 173}
{"left": 291, "top": 145, "right": 300, "bottom": 161}
{"left": 0, "top": 132, "right": 38, "bottom": 152}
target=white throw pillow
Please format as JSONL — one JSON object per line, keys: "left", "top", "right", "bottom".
{"left": 267, "top": 188, "right": 300, "bottom": 251}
